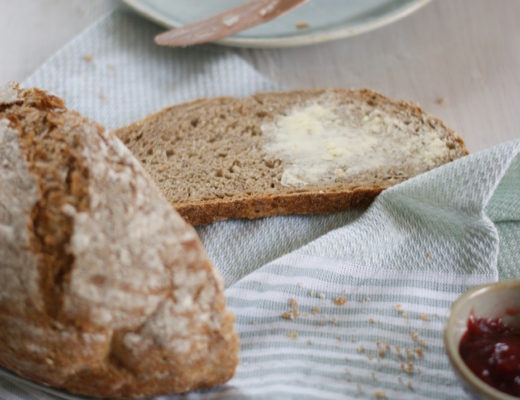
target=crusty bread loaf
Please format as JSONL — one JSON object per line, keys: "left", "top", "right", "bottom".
{"left": 115, "top": 89, "right": 468, "bottom": 225}
{"left": 0, "top": 84, "right": 238, "bottom": 398}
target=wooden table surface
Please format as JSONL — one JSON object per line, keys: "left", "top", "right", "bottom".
{"left": 1, "top": 0, "right": 519, "bottom": 152}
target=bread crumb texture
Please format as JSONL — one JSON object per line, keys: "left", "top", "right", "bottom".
{"left": 277, "top": 286, "right": 433, "bottom": 396}
{"left": 333, "top": 296, "right": 347, "bottom": 306}
{"left": 115, "top": 89, "right": 468, "bottom": 225}
{"left": 0, "top": 84, "right": 238, "bottom": 398}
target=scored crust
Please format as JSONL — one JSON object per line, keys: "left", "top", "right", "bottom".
{"left": 0, "top": 84, "right": 238, "bottom": 398}
{"left": 116, "top": 89, "right": 468, "bottom": 225}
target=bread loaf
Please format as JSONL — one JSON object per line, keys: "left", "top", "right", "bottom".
{"left": 116, "top": 89, "right": 468, "bottom": 225}
{"left": 0, "top": 83, "right": 238, "bottom": 398}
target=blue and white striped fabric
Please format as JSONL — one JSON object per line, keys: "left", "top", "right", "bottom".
{"left": 1, "top": 6, "right": 519, "bottom": 400}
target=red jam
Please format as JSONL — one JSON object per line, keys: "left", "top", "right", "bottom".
{"left": 459, "top": 312, "right": 520, "bottom": 397}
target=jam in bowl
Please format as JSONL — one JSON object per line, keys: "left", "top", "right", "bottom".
{"left": 445, "top": 280, "right": 520, "bottom": 400}
{"left": 460, "top": 311, "right": 520, "bottom": 397}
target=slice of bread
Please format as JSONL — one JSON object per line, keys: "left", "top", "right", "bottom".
{"left": 116, "top": 89, "right": 468, "bottom": 225}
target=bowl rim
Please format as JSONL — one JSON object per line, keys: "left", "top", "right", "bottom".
{"left": 444, "top": 279, "right": 520, "bottom": 400}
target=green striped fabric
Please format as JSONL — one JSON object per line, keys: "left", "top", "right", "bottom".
{"left": 1, "top": 6, "right": 519, "bottom": 400}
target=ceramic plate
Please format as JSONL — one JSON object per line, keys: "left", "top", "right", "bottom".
{"left": 123, "top": 0, "right": 430, "bottom": 48}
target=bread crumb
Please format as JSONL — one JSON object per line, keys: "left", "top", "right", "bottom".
{"left": 45, "top": 357, "right": 54, "bottom": 365}
{"left": 318, "top": 292, "right": 326, "bottom": 299}
{"left": 426, "top": 252, "right": 433, "bottom": 259}
{"left": 281, "top": 311, "right": 293, "bottom": 320}
{"left": 356, "top": 345, "right": 365, "bottom": 353}
{"left": 296, "top": 20, "right": 309, "bottom": 29}
{"left": 306, "top": 339, "right": 312, "bottom": 345}
{"left": 402, "top": 362, "right": 414, "bottom": 374}
{"left": 410, "top": 329, "right": 428, "bottom": 347}
{"left": 83, "top": 53, "right": 93, "bottom": 62}
{"left": 330, "top": 318, "right": 337, "bottom": 325}
{"left": 374, "top": 391, "right": 387, "bottom": 399}
{"left": 333, "top": 296, "right": 347, "bottom": 306}
{"left": 289, "top": 298, "right": 298, "bottom": 316}
{"left": 281, "top": 298, "right": 299, "bottom": 320}
{"left": 395, "top": 344, "right": 402, "bottom": 357}
{"left": 287, "top": 331, "right": 298, "bottom": 340}
{"left": 436, "top": 97, "right": 447, "bottom": 106}
{"left": 368, "top": 318, "right": 375, "bottom": 324}
{"left": 311, "top": 306, "right": 320, "bottom": 315}
{"left": 420, "top": 313, "right": 430, "bottom": 321}
{"left": 395, "top": 304, "right": 402, "bottom": 310}
{"left": 99, "top": 91, "right": 106, "bottom": 101}
{"left": 378, "top": 347, "right": 386, "bottom": 358}
{"left": 415, "top": 348, "right": 423, "bottom": 359}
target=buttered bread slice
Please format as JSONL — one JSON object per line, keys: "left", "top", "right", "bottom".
{"left": 115, "top": 89, "right": 468, "bottom": 225}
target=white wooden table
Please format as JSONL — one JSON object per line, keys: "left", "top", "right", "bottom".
{"left": 1, "top": 0, "right": 519, "bottom": 152}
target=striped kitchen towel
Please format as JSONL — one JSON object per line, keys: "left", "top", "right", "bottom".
{"left": 1, "top": 5, "right": 520, "bottom": 400}
{"left": 194, "top": 140, "right": 520, "bottom": 400}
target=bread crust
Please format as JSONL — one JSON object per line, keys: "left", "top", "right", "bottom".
{"left": 116, "top": 88, "right": 468, "bottom": 225}
{"left": 176, "top": 185, "right": 384, "bottom": 225}
{"left": 0, "top": 84, "right": 238, "bottom": 398}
